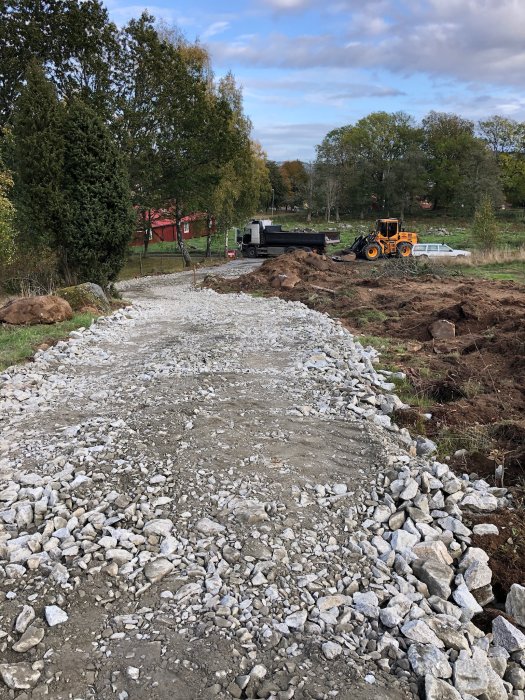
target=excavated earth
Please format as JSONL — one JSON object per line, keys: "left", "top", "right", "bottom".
{"left": 206, "top": 252, "right": 525, "bottom": 618}
{"left": 0, "top": 261, "right": 524, "bottom": 700}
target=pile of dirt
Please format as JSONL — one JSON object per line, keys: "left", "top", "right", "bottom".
{"left": 207, "top": 250, "right": 525, "bottom": 597}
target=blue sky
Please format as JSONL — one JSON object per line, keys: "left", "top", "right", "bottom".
{"left": 106, "top": 0, "right": 525, "bottom": 161}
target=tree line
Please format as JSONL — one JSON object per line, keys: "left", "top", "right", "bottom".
{"left": 266, "top": 112, "right": 525, "bottom": 221}
{"left": 0, "top": 0, "right": 270, "bottom": 288}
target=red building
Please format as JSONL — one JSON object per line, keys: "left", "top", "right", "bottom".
{"left": 132, "top": 210, "right": 215, "bottom": 246}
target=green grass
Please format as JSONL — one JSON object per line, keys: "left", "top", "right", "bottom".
{"left": 342, "top": 307, "right": 388, "bottom": 326}
{"left": 0, "top": 312, "right": 96, "bottom": 371}
{"left": 460, "top": 260, "right": 525, "bottom": 284}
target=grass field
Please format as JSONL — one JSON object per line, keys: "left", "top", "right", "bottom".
{"left": 0, "top": 312, "right": 96, "bottom": 371}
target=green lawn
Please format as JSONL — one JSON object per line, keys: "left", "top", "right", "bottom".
{"left": 0, "top": 312, "right": 96, "bottom": 371}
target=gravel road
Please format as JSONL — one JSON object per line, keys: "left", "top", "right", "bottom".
{"left": 0, "top": 263, "right": 520, "bottom": 700}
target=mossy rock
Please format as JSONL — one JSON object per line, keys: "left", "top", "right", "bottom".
{"left": 56, "top": 283, "right": 110, "bottom": 313}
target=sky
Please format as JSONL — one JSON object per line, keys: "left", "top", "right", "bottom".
{"left": 105, "top": 0, "right": 525, "bottom": 161}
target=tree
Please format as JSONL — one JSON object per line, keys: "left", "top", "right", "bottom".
{"left": 500, "top": 153, "right": 525, "bottom": 206}
{"left": 478, "top": 116, "right": 521, "bottom": 154}
{"left": 59, "top": 98, "right": 134, "bottom": 285}
{"left": 471, "top": 194, "right": 499, "bottom": 250}
{"left": 315, "top": 127, "right": 352, "bottom": 220}
{"left": 0, "top": 167, "right": 15, "bottom": 264}
{"left": 8, "top": 60, "right": 65, "bottom": 252}
{"left": 478, "top": 116, "right": 525, "bottom": 206}
{"left": 206, "top": 74, "right": 270, "bottom": 256}
{"left": 0, "top": 0, "right": 118, "bottom": 126}
{"left": 280, "top": 160, "right": 308, "bottom": 211}
{"left": 422, "top": 111, "right": 502, "bottom": 213}
{"left": 266, "top": 161, "right": 286, "bottom": 212}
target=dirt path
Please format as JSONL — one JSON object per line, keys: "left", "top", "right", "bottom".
{"left": 0, "top": 265, "right": 415, "bottom": 699}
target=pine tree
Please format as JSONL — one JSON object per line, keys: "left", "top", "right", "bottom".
{"left": 60, "top": 98, "right": 134, "bottom": 285}
{"left": 9, "top": 60, "right": 65, "bottom": 252}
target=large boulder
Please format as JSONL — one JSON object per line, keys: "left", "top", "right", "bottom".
{"left": 0, "top": 296, "right": 73, "bottom": 325}
{"left": 56, "top": 283, "right": 110, "bottom": 313}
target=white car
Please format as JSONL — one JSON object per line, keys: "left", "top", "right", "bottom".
{"left": 412, "top": 243, "right": 471, "bottom": 258}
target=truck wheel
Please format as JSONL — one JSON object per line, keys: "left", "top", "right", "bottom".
{"left": 246, "top": 247, "right": 258, "bottom": 258}
{"left": 397, "top": 242, "right": 413, "bottom": 258}
{"left": 364, "top": 243, "right": 381, "bottom": 261}
{"left": 285, "top": 247, "right": 297, "bottom": 253}
{"left": 300, "top": 247, "right": 312, "bottom": 252}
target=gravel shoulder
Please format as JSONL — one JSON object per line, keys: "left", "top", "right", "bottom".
{"left": 0, "top": 263, "right": 523, "bottom": 700}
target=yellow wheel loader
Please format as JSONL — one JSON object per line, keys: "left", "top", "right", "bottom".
{"left": 349, "top": 219, "right": 418, "bottom": 260}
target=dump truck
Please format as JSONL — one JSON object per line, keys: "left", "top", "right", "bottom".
{"left": 238, "top": 220, "right": 340, "bottom": 258}
{"left": 349, "top": 218, "right": 418, "bottom": 260}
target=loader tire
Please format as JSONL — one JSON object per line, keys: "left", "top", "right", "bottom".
{"left": 364, "top": 243, "right": 381, "bottom": 261}
{"left": 397, "top": 242, "right": 413, "bottom": 258}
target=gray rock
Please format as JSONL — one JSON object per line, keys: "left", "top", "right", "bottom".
{"left": 460, "top": 547, "right": 489, "bottom": 570}
{"left": 12, "top": 625, "right": 45, "bottom": 653}
{"left": 473, "top": 524, "right": 499, "bottom": 536}
{"left": 316, "top": 594, "right": 353, "bottom": 611}
{"left": 412, "top": 559, "right": 453, "bottom": 599}
{"left": 461, "top": 491, "right": 498, "bottom": 512}
{"left": 144, "top": 558, "right": 174, "bottom": 583}
{"left": 412, "top": 541, "right": 453, "bottom": 566}
{"left": 195, "top": 517, "right": 225, "bottom": 536}
{"left": 15, "top": 606, "right": 35, "bottom": 634}
{"left": 373, "top": 504, "right": 391, "bottom": 523}
{"left": 408, "top": 644, "right": 452, "bottom": 678}
{"left": 284, "top": 610, "right": 307, "bottom": 630}
{"left": 417, "top": 437, "right": 438, "bottom": 456}
{"left": 427, "top": 616, "right": 469, "bottom": 651}
{"left": 453, "top": 649, "right": 489, "bottom": 696}
{"left": 452, "top": 583, "right": 482, "bottom": 621}
{"left": 322, "top": 641, "right": 342, "bottom": 660}
{"left": 0, "top": 662, "right": 41, "bottom": 689}
{"left": 388, "top": 510, "right": 406, "bottom": 530}
{"left": 45, "top": 605, "right": 68, "bottom": 627}
{"left": 506, "top": 584, "right": 525, "bottom": 627}
{"left": 401, "top": 620, "right": 444, "bottom": 648}
{"left": 391, "top": 530, "right": 419, "bottom": 553}
{"left": 492, "top": 616, "right": 525, "bottom": 653}
{"left": 505, "top": 665, "right": 525, "bottom": 691}
{"left": 400, "top": 478, "right": 419, "bottom": 500}
{"left": 488, "top": 647, "right": 509, "bottom": 678}
{"left": 424, "top": 675, "right": 462, "bottom": 700}
{"left": 472, "top": 583, "right": 495, "bottom": 606}
{"left": 233, "top": 500, "right": 268, "bottom": 524}
{"left": 437, "top": 516, "right": 471, "bottom": 537}
{"left": 464, "top": 560, "right": 492, "bottom": 591}
{"left": 353, "top": 591, "right": 379, "bottom": 619}
{"left": 143, "top": 519, "right": 173, "bottom": 537}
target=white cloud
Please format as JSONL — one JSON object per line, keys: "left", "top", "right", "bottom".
{"left": 201, "top": 21, "right": 230, "bottom": 40}
{"left": 211, "top": 0, "right": 525, "bottom": 87}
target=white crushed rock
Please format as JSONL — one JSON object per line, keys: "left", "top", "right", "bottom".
{"left": 0, "top": 266, "right": 522, "bottom": 699}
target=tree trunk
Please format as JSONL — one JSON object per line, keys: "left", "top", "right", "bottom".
{"left": 205, "top": 214, "right": 212, "bottom": 258}
{"left": 335, "top": 205, "right": 340, "bottom": 222}
{"left": 143, "top": 209, "right": 151, "bottom": 256}
{"left": 306, "top": 210, "right": 311, "bottom": 222}
{"left": 175, "top": 206, "right": 192, "bottom": 267}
